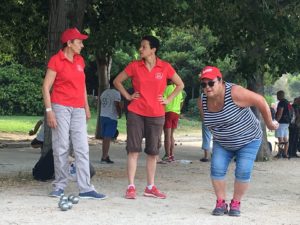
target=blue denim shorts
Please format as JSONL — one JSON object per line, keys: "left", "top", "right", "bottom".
{"left": 100, "top": 116, "right": 117, "bottom": 138}
{"left": 210, "top": 139, "right": 262, "bottom": 183}
{"left": 275, "top": 123, "right": 289, "bottom": 138}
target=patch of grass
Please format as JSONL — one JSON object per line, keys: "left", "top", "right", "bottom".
{"left": 0, "top": 116, "right": 40, "bottom": 133}
{"left": 0, "top": 114, "right": 201, "bottom": 136}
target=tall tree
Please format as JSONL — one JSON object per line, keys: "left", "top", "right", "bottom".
{"left": 42, "top": 0, "right": 87, "bottom": 157}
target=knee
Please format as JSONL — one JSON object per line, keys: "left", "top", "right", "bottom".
{"left": 235, "top": 170, "right": 251, "bottom": 182}
{"left": 211, "top": 165, "right": 227, "bottom": 180}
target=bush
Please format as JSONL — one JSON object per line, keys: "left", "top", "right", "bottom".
{"left": 186, "top": 98, "right": 200, "bottom": 118}
{"left": 0, "top": 64, "right": 44, "bottom": 115}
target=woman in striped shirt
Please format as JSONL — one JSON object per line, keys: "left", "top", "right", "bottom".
{"left": 198, "top": 66, "right": 278, "bottom": 217}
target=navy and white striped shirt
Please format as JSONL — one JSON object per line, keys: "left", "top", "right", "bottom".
{"left": 202, "top": 82, "right": 262, "bottom": 150}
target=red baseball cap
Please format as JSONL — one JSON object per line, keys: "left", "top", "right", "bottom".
{"left": 60, "top": 28, "right": 88, "bottom": 44}
{"left": 199, "top": 66, "right": 222, "bottom": 80}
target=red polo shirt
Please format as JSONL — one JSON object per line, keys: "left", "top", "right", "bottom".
{"left": 48, "top": 50, "right": 86, "bottom": 107}
{"left": 124, "top": 58, "right": 175, "bottom": 117}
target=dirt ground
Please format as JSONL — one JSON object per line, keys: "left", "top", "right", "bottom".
{"left": 0, "top": 132, "right": 300, "bottom": 225}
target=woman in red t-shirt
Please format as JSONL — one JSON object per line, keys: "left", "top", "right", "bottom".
{"left": 42, "top": 28, "right": 106, "bottom": 200}
{"left": 114, "top": 35, "right": 184, "bottom": 199}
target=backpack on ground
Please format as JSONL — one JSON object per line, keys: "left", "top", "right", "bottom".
{"left": 32, "top": 149, "right": 54, "bottom": 181}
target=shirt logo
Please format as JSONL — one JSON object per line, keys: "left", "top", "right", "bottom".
{"left": 155, "top": 72, "right": 163, "bottom": 80}
{"left": 76, "top": 64, "right": 84, "bottom": 72}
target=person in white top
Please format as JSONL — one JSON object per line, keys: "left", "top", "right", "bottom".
{"left": 99, "top": 76, "right": 122, "bottom": 163}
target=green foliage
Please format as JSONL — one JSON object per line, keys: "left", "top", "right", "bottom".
{"left": 0, "top": 64, "right": 44, "bottom": 115}
{"left": 0, "top": 0, "right": 48, "bottom": 67}
{"left": 264, "top": 95, "right": 275, "bottom": 106}
{"left": 190, "top": 0, "right": 300, "bottom": 84}
{"left": 186, "top": 98, "right": 199, "bottom": 118}
{"left": 159, "top": 26, "right": 237, "bottom": 101}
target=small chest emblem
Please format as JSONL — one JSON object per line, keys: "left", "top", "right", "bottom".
{"left": 155, "top": 72, "right": 163, "bottom": 80}
{"left": 76, "top": 64, "right": 84, "bottom": 72}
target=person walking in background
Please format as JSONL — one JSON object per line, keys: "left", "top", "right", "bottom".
{"left": 29, "top": 118, "right": 44, "bottom": 149}
{"left": 198, "top": 66, "right": 278, "bottom": 216}
{"left": 275, "top": 90, "right": 291, "bottom": 158}
{"left": 161, "top": 80, "right": 184, "bottom": 162}
{"left": 42, "top": 27, "right": 106, "bottom": 199}
{"left": 99, "top": 76, "right": 122, "bottom": 164}
{"left": 114, "top": 35, "right": 184, "bottom": 199}
{"left": 200, "top": 123, "right": 212, "bottom": 162}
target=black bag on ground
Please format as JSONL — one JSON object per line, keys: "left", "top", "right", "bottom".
{"left": 32, "top": 149, "right": 54, "bottom": 181}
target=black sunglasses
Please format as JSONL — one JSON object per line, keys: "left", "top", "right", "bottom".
{"left": 200, "top": 80, "right": 218, "bottom": 89}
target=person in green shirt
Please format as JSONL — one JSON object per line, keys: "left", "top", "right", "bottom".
{"left": 161, "top": 80, "right": 184, "bottom": 162}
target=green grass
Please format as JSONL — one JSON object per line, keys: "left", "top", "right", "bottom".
{"left": 0, "top": 114, "right": 200, "bottom": 136}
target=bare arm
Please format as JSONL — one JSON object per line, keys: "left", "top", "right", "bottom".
{"left": 115, "top": 101, "right": 122, "bottom": 118}
{"left": 113, "top": 71, "right": 139, "bottom": 101}
{"left": 197, "top": 97, "right": 204, "bottom": 119}
{"left": 275, "top": 107, "right": 283, "bottom": 121}
{"left": 84, "top": 86, "right": 91, "bottom": 120}
{"left": 231, "top": 85, "right": 278, "bottom": 130}
{"left": 29, "top": 119, "right": 43, "bottom": 135}
{"left": 42, "top": 69, "right": 57, "bottom": 128}
{"left": 159, "top": 73, "right": 184, "bottom": 105}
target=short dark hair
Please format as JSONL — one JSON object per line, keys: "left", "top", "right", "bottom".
{"left": 109, "top": 76, "right": 116, "bottom": 88}
{"left": 277, "top": 90, "right": 285, "bottom": 99}
{"left": 142, "top": 35, "right": 160, "bottom": 54}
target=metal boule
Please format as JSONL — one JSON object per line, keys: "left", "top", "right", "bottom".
{"left": 67, "top": 201, "right": 73, "bottom": 209}
{"left": 68, "top": 194, "right": 75, "bottom": 201}
{"left": 71, "top": 196, "right": 79, "bottom": 204}
{"left": 60, "top": 203, "right": 69, "bottom": 211}
{"left": 60, "top": 196, "right": 68, "bottom": 201}
{"left": 58, "top": 200, "right": 67, "bottom": 208}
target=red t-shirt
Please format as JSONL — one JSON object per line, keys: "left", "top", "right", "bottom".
{"left": 124, "top": 58, "right": 175, "bottom": 117}
{"left": 48, "top": 50, "right": 86, "bottom": 107}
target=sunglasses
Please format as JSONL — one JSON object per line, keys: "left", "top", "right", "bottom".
{"left": 200, "top": 79, "right": 219, "bottom": 89}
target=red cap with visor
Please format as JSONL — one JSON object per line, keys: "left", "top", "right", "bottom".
{"left": 60, "top": 28, "right": 88, "bottom": 44}
{"left": 199, "top": 66, "right": 222, "bottom": 80}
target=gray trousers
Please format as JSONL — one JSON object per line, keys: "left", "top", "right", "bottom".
{"left": 51, "top": 104, "right": 94, "bottom": 193}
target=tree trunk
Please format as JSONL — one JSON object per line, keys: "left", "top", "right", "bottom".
{"left": 247, "top": 73, "right": 271, "bottom": 161}
{"left": 95, "top": 53, "right": 112, "bottom": 139}
{"left": 42, "top": 0, "right": 87, "bottom": 157}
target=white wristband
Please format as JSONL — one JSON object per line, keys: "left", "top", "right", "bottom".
{"left": 46, "top": 108, "right": 52, "bottom": 112}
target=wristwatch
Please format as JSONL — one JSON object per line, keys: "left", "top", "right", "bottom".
{"left": 46, "top": 108, "right": 52, "bottom": 112}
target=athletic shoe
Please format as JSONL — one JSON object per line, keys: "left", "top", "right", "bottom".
{"left": 212, "top": 199, "right": 228, "bottom": 216}
{"left": 162, "top": 155, "right": 169, "bottom": 161}
{"left": 49, "top": 189, "right": 64, "bottom": 198}
{"left": 79, "top": 190, "right": 107, "bottom": 200}
{"left": 228, "top": 199, "right": 241, "bottom": 216}
{"left": 143, "top": 186, "right": 166, "bottom": 199}
{"left": 200, "top": 157, "right": 209, "bottom": 162}
{"left": 169, "top": 155, "right": 175, "bottom": 162}
{"left": 125, "top": 186, "right": 136, "bottom": 199}
{"left": 101, "top": 156, "right": 114, "bottom": 164}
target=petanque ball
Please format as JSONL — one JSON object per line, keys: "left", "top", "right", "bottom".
{"left": 60, "top": 203, "right": 69, "bottom": 211}
{"left": 71, "top": 196, "right": 79, "bottom": 204}
{"left": 67, "top": 201, "right": 73, "bottom": 209}
{"left": 68, "top": 195, "right": 75, "bottom": 201}
{"left": 58, "top": 200, "right": 67, "bottom": 208}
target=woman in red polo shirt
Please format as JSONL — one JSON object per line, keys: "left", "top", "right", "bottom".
{"left": 114, "top": 35, "right": 184, "bottom": 199}
{"left": 42, "top": 28, "right": 106, "bottom": 199}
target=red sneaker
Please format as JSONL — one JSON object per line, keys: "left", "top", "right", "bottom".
{"left": 125, "top": 186, "right": 136, "bottom": 199}
{"left": 143, "top": 186, "right": 166, "bottom": 199}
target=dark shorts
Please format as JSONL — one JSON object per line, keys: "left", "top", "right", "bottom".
{"left": 126, "top": 112, "right": 165, "bottom": 155}
{"left": 100, "top": 116, "right": 117, "bottom": 138}
{"left": 164, "top": 112, "right": 180, "bottom": 129}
